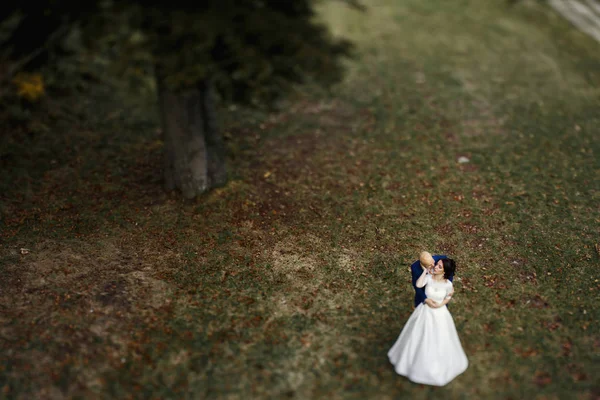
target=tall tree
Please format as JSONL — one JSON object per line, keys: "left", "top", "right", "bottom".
{"left": 1, "top": 0, "right": 361, "bottom": 198}
{"left": 133, "top": 1, "right": 358, "bottom": 198}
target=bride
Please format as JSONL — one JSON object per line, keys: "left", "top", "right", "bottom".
{"left": 387, "top": 258, "right": 468, "bottom": 386}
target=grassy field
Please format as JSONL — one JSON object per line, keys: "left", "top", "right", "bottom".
{"left": 1, "top": 0, "right": 599, "bottom": 398}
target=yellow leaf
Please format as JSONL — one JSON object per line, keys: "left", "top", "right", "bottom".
{"left": 12, "top": 73, "right": 45, "bottom": 101}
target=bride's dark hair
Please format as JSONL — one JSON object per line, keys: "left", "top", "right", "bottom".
{"left": 442, "top": 258, "right": 456, "bottom": 280}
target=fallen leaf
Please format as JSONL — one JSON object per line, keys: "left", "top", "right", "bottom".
{"left": 533, "top": 371, "right": 552, "bottom": 387}
{"left": 515, "top": 347, "right": 538, "bottom": 358}
{"left": 571, "top": 371, "right": 587, "bottom": 382}
{"left": 562, "top": 340, "right": 572, "bottom": 357}
{"left": 300, "top": 335, "right": 311, "bottom": 348}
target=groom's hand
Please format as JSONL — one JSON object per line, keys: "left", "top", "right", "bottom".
{"left": 425, "top": 299, "right": 438, "bottom": 308}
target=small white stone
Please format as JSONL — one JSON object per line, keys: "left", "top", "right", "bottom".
{"left": 458, "top": 156, "right": 470, "bottom": 164}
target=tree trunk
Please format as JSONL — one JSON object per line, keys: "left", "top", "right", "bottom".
{"left": 156, "top": 70, "right": 227, "bottom": 199}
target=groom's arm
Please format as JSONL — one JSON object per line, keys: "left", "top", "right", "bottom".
{"left": 410, "top": 260, "right": 427, "bottom": 306}
{"left": 410, "top": 259, "right": 422, "bottom": 287}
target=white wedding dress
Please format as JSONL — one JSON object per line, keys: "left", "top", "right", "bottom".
{"left": 387, "top": 275, "right": 468, "bottom": 386}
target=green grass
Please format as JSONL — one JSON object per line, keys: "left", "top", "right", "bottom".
{"left": 1, "top": 0, "right": 600, "bottom": 398}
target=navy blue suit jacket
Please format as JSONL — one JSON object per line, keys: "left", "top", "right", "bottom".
{"left": 410, "top": 254, "right": 453, "bottom": 308}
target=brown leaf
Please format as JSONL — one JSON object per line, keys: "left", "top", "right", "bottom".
{"left": 518, "top": 270, "right": 537, "bottom": 285}
{"left": 540, "top": 316, "right": 562, "bottom": 331}
{"left": 514, "top": 347, "right": 538, "bottom": 358}
{"left": 524, "top": 294, "right": 549, "bottom": 309}
{"left": 483, "top": 274, "right": 507, "bottom": 289}
{"left": 300, "top": 335, "right": 311, "bottom": 348}
{"left": 533, "top": 371, "right": 552, "bottom": 387}
{"left": 562, "top": 340, "right": 572, "bottom": 357}
{"left": 567, "top": 363, "right": 588, "bottom": 382}
{"left": 571, "top": 371, "right": 587, "bottom": 382}
{"left": 581, "top": 321, "right": 590, "bottom": 331}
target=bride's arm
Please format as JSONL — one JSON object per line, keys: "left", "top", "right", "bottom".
{"left": 438, "top": 296, "right": 452, "bottom": 307}
{"left": 438, "top": 282, "right": 454, "bottom": 307}
{"left": 429, "top": 288, "right": 453, "bottom": 308}
{"left": 424, "top": 298, "right": 438, "bottom": 307}
{"left": 415, "top": 269, "right": 429, "bottom": 288}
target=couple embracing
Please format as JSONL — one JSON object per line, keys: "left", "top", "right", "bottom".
{"left": 387, "top": 252, "right": 469, "bottom": 386}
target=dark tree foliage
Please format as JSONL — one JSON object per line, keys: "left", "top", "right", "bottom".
{"left": 0, "top": 1, "right": 99, "bottom": 73}
{"left": 2, "top": 0, "right": 358, "bottom": 104}
{"left": 127, "top": 0, "right": 356, "bottom": 105}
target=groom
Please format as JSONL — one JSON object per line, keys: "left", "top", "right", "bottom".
{"left": 410, "top": 251, "right": 453, "bottom": 308}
